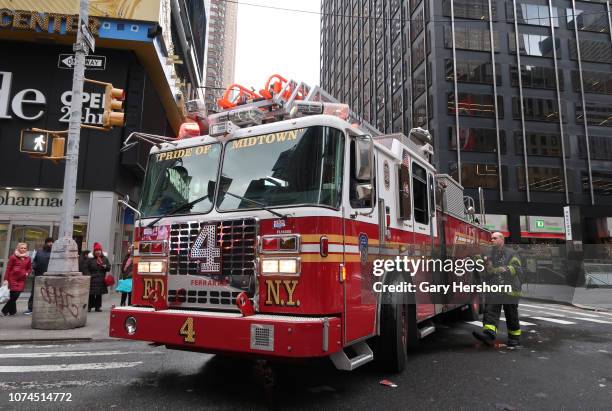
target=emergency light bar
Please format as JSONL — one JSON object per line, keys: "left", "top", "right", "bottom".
{"left": 288, "top": 102, "right": 350, "bottom": 121}
{"left": 228, "top": 107, "right": 264, "bottom": 126}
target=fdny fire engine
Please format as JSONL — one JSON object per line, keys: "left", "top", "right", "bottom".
{"left": 110, "top": 75, "right": 489, "bottom": 372}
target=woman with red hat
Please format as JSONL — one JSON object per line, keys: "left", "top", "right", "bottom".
{"left": 83, "top": 242, "right": 111, "bottom": 312}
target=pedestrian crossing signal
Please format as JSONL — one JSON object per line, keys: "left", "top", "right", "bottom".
{"left": 20, "top": 130, "right": 49, "bottom": 155}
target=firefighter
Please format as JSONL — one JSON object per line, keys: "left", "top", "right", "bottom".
{"left": 473, "top": 232, "right": 523, "bottom": 347}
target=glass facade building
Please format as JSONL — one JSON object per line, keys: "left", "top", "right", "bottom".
{"left": 321, "top": 0, "right": 612, "bottom": 243}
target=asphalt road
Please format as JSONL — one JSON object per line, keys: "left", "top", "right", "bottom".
{"left": 0, "top": 302, "right": 611, "bottom": 411}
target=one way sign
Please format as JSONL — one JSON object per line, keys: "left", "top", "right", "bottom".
{"left": 58, "top": 54, "right": 106, "bottom": 70}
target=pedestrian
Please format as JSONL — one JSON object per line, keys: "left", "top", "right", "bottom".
{"left": 79, "top": 249, "right": 90, "bottom": 274}
{"left": 84, "top": 242, "right": 111, "bottom": 312}
{"left": 1, "top": 243, "right": 32, "bottom": 316}
{"left": 119, "top": 248, "right": 133, "bottom": 306}
{"left": 473, "top": 232, "right": 523, "bottom": 347}
{"left": 25, "top": 237, "right": 54, "bottom": 315}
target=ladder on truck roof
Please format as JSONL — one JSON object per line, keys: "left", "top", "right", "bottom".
{"left": 209, "top": 75, "right": 380, "bottom": 136}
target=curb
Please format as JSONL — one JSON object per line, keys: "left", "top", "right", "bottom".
{"left": 0, "top": 337, "right": 119, "bottom": 345}
{"left": 572, "top": 303, "right": 612, "bottom": 313}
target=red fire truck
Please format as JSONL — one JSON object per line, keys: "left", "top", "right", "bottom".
{"left": 110, "top": 76, "right": 489, "bottom": 372}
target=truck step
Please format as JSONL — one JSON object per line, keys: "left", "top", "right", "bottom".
{"left": 330, "top": 341, "right": 374, "bottom": 371}
{"left": 418, "top": 324, "right": 436, "bottom": 339}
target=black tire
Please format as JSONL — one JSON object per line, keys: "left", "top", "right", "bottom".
{"left": 460, "top": 295, "right": 481, "bottom": 321}
{"left": 377, "top": 301, "right": 408, "bottom": 373}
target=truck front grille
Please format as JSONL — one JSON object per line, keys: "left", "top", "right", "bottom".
{"left": 167, "top": 218, "right": 257, "bottom": 307}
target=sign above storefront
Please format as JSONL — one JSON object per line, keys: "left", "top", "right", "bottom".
{"left": 0, "top": 189, "right": 89, "bottom": 216}
{"left": 484, "top": 214, "right": 508, "bottom": 233}
{"left": 522, "top": 216, "right": 565, "bottom": 234}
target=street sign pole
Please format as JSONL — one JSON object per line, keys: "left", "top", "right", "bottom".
{"left": 33, "top": 0, "right": 92, "bottom": 330}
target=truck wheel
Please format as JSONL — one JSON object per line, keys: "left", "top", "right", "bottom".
{"left": 377, "top": 301, "right": 408, "bottom": 373}
{"left": 460, "top": 296, "right": 480, "bottom": 321}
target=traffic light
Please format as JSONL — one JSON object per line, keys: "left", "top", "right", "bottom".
{"left": 49, "top": 136, "right": 66, "bottom": 160}
{"left": 102, "top": 84, "right": 125, "bottom": 128}
{"left": 20, "top": 129, "right": 49, "bottom": 155}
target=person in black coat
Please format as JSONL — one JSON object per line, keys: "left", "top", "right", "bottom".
{"left": 26, "top": 237, "right": 54, "bottom": 314}
{"left": 84, "top": 242, "right": 111, "bottom": 312}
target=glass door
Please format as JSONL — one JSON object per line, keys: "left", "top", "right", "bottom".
{"left": 9, "top": 224, "right": 52, "bottom": 259}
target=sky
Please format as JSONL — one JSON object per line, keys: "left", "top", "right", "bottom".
{"left": 234, "top": 0, "right": 322, "bottom": 91}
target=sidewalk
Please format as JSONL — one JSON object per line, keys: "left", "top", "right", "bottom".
{"left": 522, "top": 283, "right": 612, "bottom": 311}
{"left": 0, "top": 291, "right": 124, "bottom": 343}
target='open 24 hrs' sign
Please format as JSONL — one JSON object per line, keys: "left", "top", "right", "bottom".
{"left": 189, "top": 224, "right": 222, "bottom": 274}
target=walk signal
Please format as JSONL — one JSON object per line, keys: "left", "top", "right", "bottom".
{"left": 20, "top": 130, "right": 49, "bottom": 155}
{"left": 102, "top": 85, "right": 125, "bottom": 128}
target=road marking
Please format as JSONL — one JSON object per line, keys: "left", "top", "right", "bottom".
{"left": 563, "top": 317, "right": 612, "bottom": 324}
{"left": 466, "top": 319, "right": 536, "bottom": 327}
{"left": 521, "top": 303, "right": 603, "bottom": 318}
{"left": 0, "top": 351, "right": 160, "bottom": 359}
{"left": 0, "top": 362, "right": 143, "bottom": 373}
{"left": 520, "top": 308, "right": 612, "bottom": 324}
{"left": 500, "top": 317, "right": 536, "bottom": 326}
{"left": 527, "top": 317, "right": 576, "bottom": 325}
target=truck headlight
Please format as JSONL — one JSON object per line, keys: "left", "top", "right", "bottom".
{"left": 261, "top": 258, "right": 300, "bottom": 275}
{"left": 138, "top": 261, "right": 166, "bottom": 274}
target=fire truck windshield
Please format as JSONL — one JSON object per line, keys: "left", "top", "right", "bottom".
{"left": 217, "top": 126, "right": 344, "bottom": 211}
{"left": 140, "top": 143, "right": 222, "bottom": 218}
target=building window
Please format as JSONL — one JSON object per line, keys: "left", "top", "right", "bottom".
{"left": 510, "top": 65, "right": 563, "bottom": 90}
{"left": 507, "top": 2, "right": 559, "bottom": 27}
{"left": 572, "top": 70, "right": 612, "bottom": 95}
{"left": 570, "top": 39, "right": 612, "bottom": 64}
{"left": 413, "top": 70, "right": 426, "bottom": 99}
{"left": 449, "top": 128, "right": 506, "bottom": 154}
{"left": 576, "top": 104, "right": 612, "bottom": 127}
{"left": 412, "top": 39, "right": 425, "bottom": 70}
{"left": 450, "top": 163, "right": 506, "bottom": 189}
{"left": 578, "top": 135, "right": 612, "bottom": 161}
{"left": 448, "top": 93, "right": 504, "bottom": 119}
{"left": 413, "top": 100, "right": 427, "bottom": 127}
{"left": 446, "top": 60, "right": 501, "bottom": 85}
{"left": 445, "top": 26, "right": 499, "bottom": 52}
{"left": 509, "top": 33, "right": 560, "bottom": 58}
{"left": 442, "top": 0, "right": 496, "bottom": 20}
{"left": 518, "top": 166, "right": 566, "bottom": 192}
{"left": 410, "top": 0, "right": 422, "bottom": 13}
{"left": 515, "top": 131, "right": 563, "bottom": 157}
{"left": 513, "top": 97, "right": 564, "bottom": 122}
{"left": 586, "top": 171, "right": 612, "bottom": 196}
{"left": 567, "top": 7, "right": 610, "bottom": 33}
{"left": 411, "top": 8, "right": 424, "bottom": 41}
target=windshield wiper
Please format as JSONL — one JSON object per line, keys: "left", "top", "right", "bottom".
{"left": 146, "top": 194, "right": 210, "bottom": 228}
{"left": 222, "top": 191, "right": 288, "bottom": 219}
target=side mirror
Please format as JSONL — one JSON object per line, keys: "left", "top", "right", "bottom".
{"left": 355, "top": 183, "right": 372, "bottom": 202}
{"left": 354, "top": 137, "right": 373, "bottom": 181}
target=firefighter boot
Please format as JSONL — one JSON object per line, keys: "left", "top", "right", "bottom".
{"left": 507, "top": 336, "right": 520, "bottom": 347}
{"left": 472, "top": 329, "right": 495, "bottom": 346}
